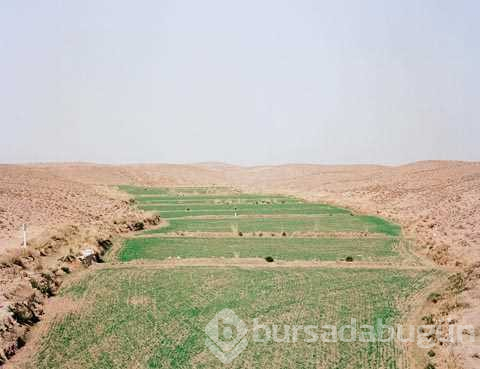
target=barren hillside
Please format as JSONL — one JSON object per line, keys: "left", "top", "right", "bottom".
{"left": 0, "top": 164, "right": 143, "bottom": 248}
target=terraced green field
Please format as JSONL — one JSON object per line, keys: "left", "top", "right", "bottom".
{"left": 33, "top": 267, "right": 436, "bottom": 369}
{"left": 26, "top": 186, "right": 434, "bottom": 369}
{"left": 128, "top": 186, "right": 400, "bottom": 236}
{"left": 139, "top": 203, "right": 348, "bottom": 216}
{"left": 144, "top": 215, "right": 400, "bottom": 236}
{"left": 119, "top": 237, "right": 400, "bottom": 262}
{"left": 135, "top": 196, "right": 302, "bottom": 204}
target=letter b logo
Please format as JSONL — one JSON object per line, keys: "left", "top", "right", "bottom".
{"left": 205, "top": 309, "right": 248, "bottom": 364}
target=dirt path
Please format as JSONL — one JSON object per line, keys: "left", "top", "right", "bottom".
{"left": 155, "top": 213, "right": 351, "bottom": 220}
{"left": 133, "top": 231, "right": 397, "bottom": 239}
{"left": 400, "top": 274, "right": 456, "bottom": 369}
{"left": 95, "top": 257, "right": 447, "bottom": 271}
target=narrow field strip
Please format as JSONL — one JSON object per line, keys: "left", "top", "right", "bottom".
{"left": 118, "top": 237, "right": 400, "bottom": 262}
{"left": 139, "top": 194, "right": 294, "bottom": 201}
{"left": 143, "top": 215, "right": 401, "bottom": 236}
{"left": 141, "top": 206, "right": 349, "bottom": 218}
{"left": 136, "top": 196, "right": 302, "bottom": 204}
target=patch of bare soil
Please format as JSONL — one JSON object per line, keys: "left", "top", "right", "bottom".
{"left": 128, "top": 296, "right": 153, "bottom": 307}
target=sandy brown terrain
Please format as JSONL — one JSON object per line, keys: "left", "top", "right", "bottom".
{"left": 0, "top": 164, "right": 141, "bottom": 247}
{"left": 1, "top": 161, "right": 479, "bottom": 368}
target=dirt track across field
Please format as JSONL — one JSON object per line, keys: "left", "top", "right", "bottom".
{"left": 98, "top": 257, "right": 441, "bottom": 271}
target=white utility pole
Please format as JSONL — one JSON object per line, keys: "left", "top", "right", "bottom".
{"left": 22, "top": 224, "right": 27, "bottom": 247}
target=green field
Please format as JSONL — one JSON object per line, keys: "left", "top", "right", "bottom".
{"left": 127, "top": 187, "right": 400, "bottom": 236}
{"left": 25, "top": 186, "right": 433, "bottom": 369}
{"left": 33, "top": 267, "right": 435, "bottom": 369}
{"left": 136, "top": 194, "right": 298, "bottom": 202}
{"left": 119, "top": 237, "right": 400, "bottom": 262}
{"left": 144, "top": 215, "right": 400, "bottom": 236}
{"left": 135, "top": 197, "right": 302, "bottom": 204}
{"left": 139, "top": 204, "right": 349, "bottom": 218}
{"left": 138, "top": 202, "right": 344, "bottom": 211}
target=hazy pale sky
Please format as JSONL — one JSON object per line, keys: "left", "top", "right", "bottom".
{"left": 1, "top": 0, "right": 479, "bottom": 165}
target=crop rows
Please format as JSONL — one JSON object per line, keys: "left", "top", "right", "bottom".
{"left": 33, "top": 268, "right": 436, "bottom": 369}
{"left": 143, "top": 215, "right": 400, "bottom": 236}
{"left": 119, "top": 237, "right": 400, "bottom": 262}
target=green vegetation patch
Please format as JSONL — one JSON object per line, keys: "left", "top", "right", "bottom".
{"left": 140, "top": 203, "right": 349, "bottom": 218}
{"left": 33, "top": 267, "right": 435, "bottom": 369}
{"left": 139, "top": 194, "right": 294, "bottom": 202}
{"left": 136, "top": 197, "right": 302, "bottom": 205}
{"left": 119, "top": 237, "right": 400, "bottom": 262}
{"left": 145, "top": 215, "right": 400, "bottom": 236}
{"left": 120, "top": 186, "right": 399, "bottom": 236}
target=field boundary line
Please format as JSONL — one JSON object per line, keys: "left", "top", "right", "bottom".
{"left": 133, "top": 231, "right": 397, "bottom": 239}
{"left": 95, "top": 257, "right": 444, "bottom": 271}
